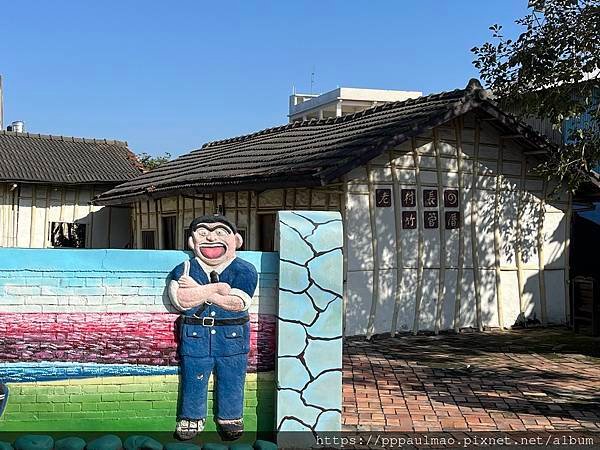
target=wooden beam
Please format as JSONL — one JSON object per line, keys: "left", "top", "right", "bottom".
{"left": 453, "top": 118, "right": 466, "bottom": 332}
{"left": 365, "top": 163, "right": 380, "bottom": 340}
{"left": 29, "top": 185, "right": 37, "bottom": 247}
{"left": 89, "top": 187, "right": 95, "bottom": 248}
{"left": 523, "top": 150, "right": 548, "bottom": 155}
{"left": 341, "top": 179, "right": 348, "bottom": 335}
{"left": 471, "top": 119, "right": 483, "bottom": 331}
{"left": 433, "top": 128, "right": 447, "bottom": 334}
{"left": 493, "top": 135, "right": 506, "bottom": 329}
{"left": 389, "top": 151, "right": 404, "bottom": 337}
{"left": 412, "top": 137, "right": 425, "bottom": 335}
{"left": 537, "top": 181, "right": 548, "bottom": 325}
{"left": 514, "top": 157, "right": 527, "bottom": 322}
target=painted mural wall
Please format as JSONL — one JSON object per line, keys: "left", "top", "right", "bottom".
{"left": 0, "top": 249, "right": 277, "bottom": 433}
{"left": 0, "top": 183, "right": 131, "bottom": 249}
{"left": 343, "top": 113, "right": 570, "bottom": 336}
{"left": 0, "top": 211, "right": 345, "bottom": 444}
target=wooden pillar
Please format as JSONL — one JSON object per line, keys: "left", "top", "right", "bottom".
{"left": 453, "top": 118, "right": 466, "bottom": 332}
{"left": 389, "top": 151, "right": 404, "bottom": 336}
{"left": 341, "top": 179, "right": 348, "bottom": 335}
{"left": 247, "top": 191, "right": 252, "bottom": 250}
{"left": 537, "top": 181, "right": 548, "bottom": 325}
{"left": 470, "top": 119, "right": 483, "bottom": 331}
{"left": 365, "top": 163, "right": 380, "bottom": 339}
{"left": 0, "top": 183, "right": 6, "bottom": 246}
{"left": 107, "top": 205, "right": 112, "bottom": 248}
{"left": 514, "top": 157, "right": 527, "bottom": 319}
{"left": 493, "top": 138, "right": 506, "bottom": 329}
{"left": 29, "top": 185, "right": 37, "bottom": 247}
{"left": 411, "top": 137, "right": 425, "bottom": 334}
{"left": 433, "top": 128, "right": 447, "bottom": 334}
{"left": 88, "top": 187, "right": 95, "bottom": 248}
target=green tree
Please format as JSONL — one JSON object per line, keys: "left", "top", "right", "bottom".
{"left": 136, "top": 152, "right": 172, "bottom": 171}
{"left": 472, "top": 0, "right": 599, "bottom": 192}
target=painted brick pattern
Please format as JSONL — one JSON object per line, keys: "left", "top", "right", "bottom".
{"left": 0, "top": 269, "right": 277, "bottom": 315}
{"left": 1, "top": 374, "right": 275, "bottom": 432}
{"left": 0, "top": 249, "right": 279, "bottom": 432}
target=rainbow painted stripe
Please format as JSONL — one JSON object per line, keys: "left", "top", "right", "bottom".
{"left": 0, "top": 313, "right": 276, "bottom": 373}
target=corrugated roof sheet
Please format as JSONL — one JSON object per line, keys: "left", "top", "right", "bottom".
{"left": 95, "top": 79, "right": 555, "bottom": 205}
{"left": 0, "top": 131, "right": 143, "bottom": 185}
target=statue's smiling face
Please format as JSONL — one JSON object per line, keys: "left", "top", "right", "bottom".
{"left": 189, "top": 223, "right": 242, "bottom": 266}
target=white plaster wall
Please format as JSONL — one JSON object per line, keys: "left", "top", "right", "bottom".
{"left": 343, "top": 115, "right": 570, "bottom": 336}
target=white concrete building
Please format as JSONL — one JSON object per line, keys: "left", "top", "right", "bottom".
{"left": 96, "top": 80, "right": 599, "bottom": 337}
{"left": 289, "top": 87, "right": 422, "bottom": 122}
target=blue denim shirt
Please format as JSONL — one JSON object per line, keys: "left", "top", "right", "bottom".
{"left": 170, "top": 257, "right": 258, "bottom": 357}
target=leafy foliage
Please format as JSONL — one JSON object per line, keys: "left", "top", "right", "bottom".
{"left": 472, "top": 0, "right": 600, "bottom": 192}
{"left": 136, "top": 152, "right": 172, "bottom": 171}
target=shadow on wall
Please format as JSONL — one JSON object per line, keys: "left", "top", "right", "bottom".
{"left": 344, "top": 142, "right": 567, "bottom": 336}
{"left": 49, "top": 206, "right": 132, "bottom": 249}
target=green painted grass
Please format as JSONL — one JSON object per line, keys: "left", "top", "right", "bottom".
{"left": 1, "top": 373, "right": 275, "bottom": 432}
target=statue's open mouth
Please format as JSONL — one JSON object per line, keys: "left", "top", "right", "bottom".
{"left": 199, "top": 243, "right": 227, "bottom": 259}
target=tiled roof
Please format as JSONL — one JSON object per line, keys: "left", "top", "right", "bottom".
{"left": 0, "top": 131, "right": 143, "bottom": 185}
{"left": 94, "top": 79, "right": 555, "bottom": 205}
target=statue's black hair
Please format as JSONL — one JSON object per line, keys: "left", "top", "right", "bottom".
{"left": 188, "top": 215, "right": 238, "bottom": 234}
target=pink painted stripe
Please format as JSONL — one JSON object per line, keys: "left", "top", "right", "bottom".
{"left": 0, "top": 312, "right": 276, "bottom": 372}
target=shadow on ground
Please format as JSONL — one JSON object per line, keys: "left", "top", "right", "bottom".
{"left": 343, "top": 327, "right": 600, "bottom": 431}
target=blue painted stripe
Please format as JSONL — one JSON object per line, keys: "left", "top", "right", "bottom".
{"left": 0, "top": 249, "right": 279, "bottom": 274}
{"left": 0, "top": 362, "right": 179, "bottom": 383}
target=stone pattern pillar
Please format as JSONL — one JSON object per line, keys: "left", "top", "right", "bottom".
{"left": 275, "top": 211, "right": 344, "bottom": 446}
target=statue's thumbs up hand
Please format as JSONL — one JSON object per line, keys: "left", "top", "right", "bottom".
{"left": 178, "top": 275, "right": 200, "bottom": 289}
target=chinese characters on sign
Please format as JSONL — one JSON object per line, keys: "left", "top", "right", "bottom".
{"left": 423, "top": 189, "right": 438, "bottom": 208}
{"left": 445, "top": 211, "right": 460, "bottom": 229}
{"left": 444, "top": 189, "right": 459, "bottom": 208}
{"left": 375, "top": 189, "right": 392, "bottom": 207}
{"left": 396, "top": 188, "right": 460, "bottom": 230}
{"left": 401, "top": 189, "right": 416, "bottom": 207}
{"left": 424, "top": 211, "right": 439, "bottom": 229}
{"left": 402, "top": 211, "right": 417, "bottom": 229}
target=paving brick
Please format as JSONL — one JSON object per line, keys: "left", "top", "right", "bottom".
{"left": 342, "top": 329, "right": 600, "bottom": 433}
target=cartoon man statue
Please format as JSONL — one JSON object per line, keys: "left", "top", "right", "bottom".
{"left": 168, "top": 215, "right": 258, "bottom": 441}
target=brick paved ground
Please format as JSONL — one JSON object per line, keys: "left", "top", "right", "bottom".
{"left": 343, "top": 328, "right": 600, "bottom": 432}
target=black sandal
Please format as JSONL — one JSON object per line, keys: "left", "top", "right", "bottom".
{"left": 217, "top": 418, "right": 244, "bottom": 441}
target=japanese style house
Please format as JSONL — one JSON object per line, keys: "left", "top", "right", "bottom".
{"left": 0, "top": 130, "right": 142, "bottom": 248}
{"left": 94, "top": 79, "right": 600, "bottom": 337}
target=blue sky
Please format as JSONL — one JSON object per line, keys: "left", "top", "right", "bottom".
{"left": 1, "top": 1, "right": 530, "bottom": 157}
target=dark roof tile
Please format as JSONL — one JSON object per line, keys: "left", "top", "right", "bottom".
{"left": 94, "top": 80, "right": 553, "bottom": 204}
{"left": 0, "top": 131, "right": 144, "bottom": 185}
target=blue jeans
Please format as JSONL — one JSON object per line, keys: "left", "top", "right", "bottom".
{"left": 179, "top": 353, "right": 248, "bottom": 421}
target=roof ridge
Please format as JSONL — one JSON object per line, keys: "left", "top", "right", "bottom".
{"left": 0, "top": 130, "right": 129, "bottom": 147}
{"left": 202, "top": 83, "right": 477, "bottom": 149}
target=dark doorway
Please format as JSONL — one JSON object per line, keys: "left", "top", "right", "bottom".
{"left": 258, "top": 213, "right": 276, "bottom": 252}
{"left": 571, "top": 213, "right": 600, "bottom": 335}
{"left": 162, "top": 216, "right": 177, "bottom": 250}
